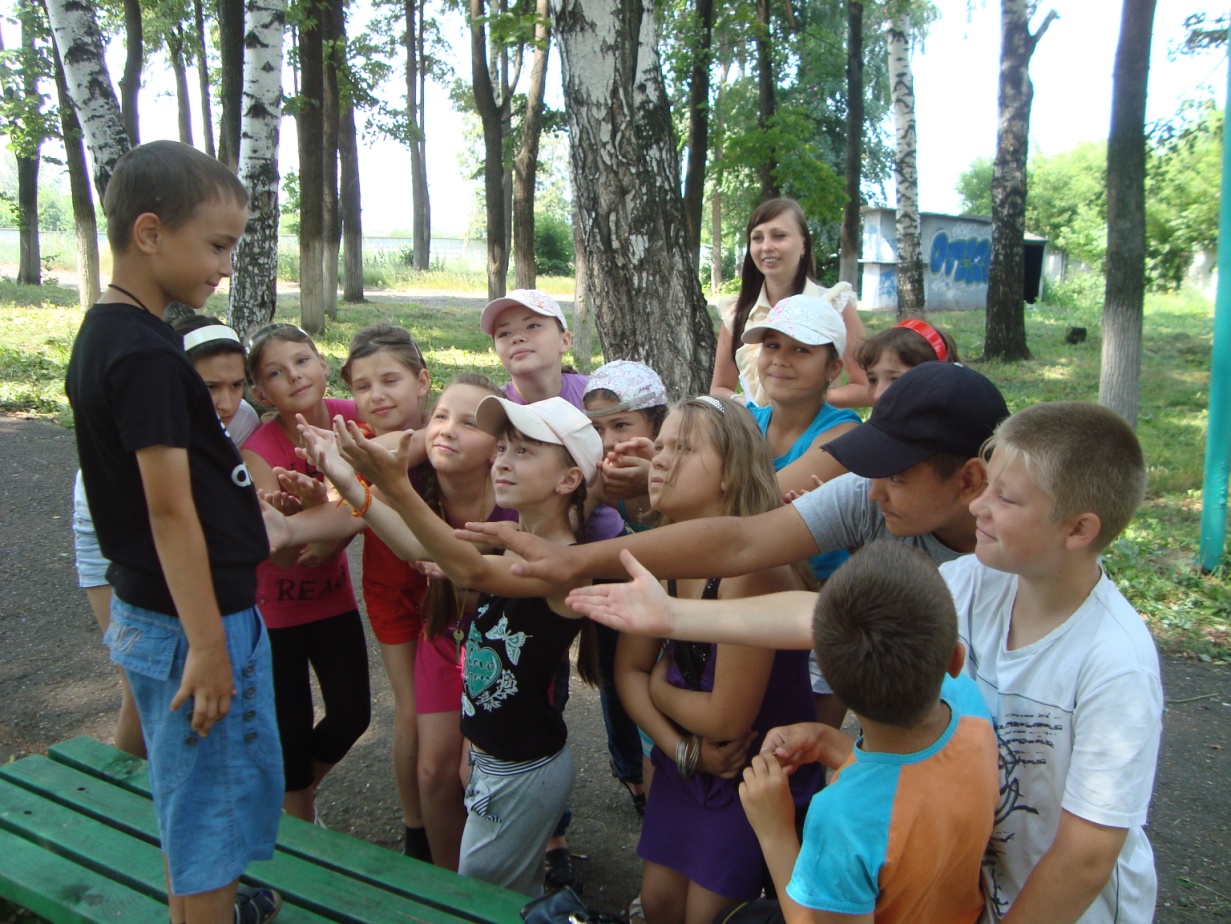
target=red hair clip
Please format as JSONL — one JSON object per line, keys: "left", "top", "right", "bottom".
{"left": 894, "top": 319, "right": 949, "bottom": 362}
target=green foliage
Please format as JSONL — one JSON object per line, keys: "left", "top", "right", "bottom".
{"left": 279, "top": 170, "right": 301, "bottom": 236}
{"left": 533, "top": 215, "right": 574, "bottom": 276}
{"left": 1146, "top": 100, "right": 1221, "bottom": 291}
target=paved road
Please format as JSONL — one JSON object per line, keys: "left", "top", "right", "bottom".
{"left": 1, "top": 414, "right": 1227, "bottom": 920}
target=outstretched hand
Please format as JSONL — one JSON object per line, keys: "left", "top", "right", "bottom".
{"left": 453, "top": 521, "right": 578, "bottom": 583}
{"left": 334, "top": 418, "right": 416, "bottom": 493}
{"left": 782, "top": 475, "right": 824, "bottom": 505}
{"left": 275, "top": 467, "right": 330, "bottom": 510}
{"left": 600, "top": 445, "right": 652, "bottom": 500}
{"left": 259, "top": 495, "right": 293, "bottom": 554}
{"left": 739, "top": 753, "right": 796, "bottom": 843}
{"left": 566, "top": 550, "right": 672, "bottom": 636}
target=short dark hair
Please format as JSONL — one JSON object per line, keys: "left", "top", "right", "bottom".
{"left": 104, "top": 140, "right": 248, "bottom": 253}
{"left": 341, "top": 324, "right": 427, "bottom": 385}
{"left": 813, "top": 541, "right": 957, "bottom": 727}
{"left": 920, "top": 451, "right": 969, "bottom": 482}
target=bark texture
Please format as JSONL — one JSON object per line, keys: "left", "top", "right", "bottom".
{"left": 340, "top": 101, "right": 364, "bottom": 303}
{"left": 321, "top": 0, "right": 342, "bottom": 319}
{"left": 45, "top": 0, "right": 130, "bottom": 200}
{"left": 983, "top": 1, "right": 1056, "bottom": 360}
{"left": 470, "top": 0, "right": 512, "bottom": 298}
{"left": 553, "top": 0, "right": 716, "bottom": 398}
{"left": 16, "top": 2, "right": 41, "bottom": 285}
{"left": 297, "top": 0, "right": 327, "bottom": 333}
{"left": 681, "top": 0, "right": 713, "bottom": 255}
{"left": 229, "top": 0, "right": 285, "bottom": 337}
{"left": 169, "top": 27, "right": 194, "bottom": 145}
{"left": 216, "top": 0, "right": 245, "bottom": 169}
{"left": 404, "top": 0, "right": 430, "bottom": 269}
{"left": 120, "top": 0, "right": 142, "bottom": 144}
{"left": 512, "top": 0, "right": 550, "bottom": 290}
{"left": 194, "top": 0, "right": 215, "bottom": 157}
{"left": 887, "top": 16, "right": 924, "bottom": 318}
{"left": 838, "top": 0, "right": 863, "bottom": 286}
{"left": 755, "top": 0, "right": 776, "bottom": 198}
{"left": 1099, "top": 0, "right": 1156, "bottom": 427}
{"left": 53, "top": 39, "right": 100, "bottom": 309}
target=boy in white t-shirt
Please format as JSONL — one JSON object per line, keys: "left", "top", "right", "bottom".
{"left": 565, "top": 399, "right": 1163, "bottom": 924}
{"left": 945, "top": 401, "right": 1162, "bottom": 923}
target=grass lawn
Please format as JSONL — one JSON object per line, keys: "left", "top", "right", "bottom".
{"left": 0, "top": 274, "right": 1226, "bottom": 661}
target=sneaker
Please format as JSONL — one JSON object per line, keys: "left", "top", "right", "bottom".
{"left": 544, "top": 847, "right": 581, "bottom": 895}
{"left": 235, "top": 885, "right": 282, "bottom": 924}
{"left": 628, "top": 895, "right": 646, "bottom": 924}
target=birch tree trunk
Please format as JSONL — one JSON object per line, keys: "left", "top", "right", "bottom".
{"left": 45, "top": 0, "right": 130, "bottom": 200}
{"left": 839, "top": 0, "right": 863, "bottom": 286}
{"left": 887, "top": 16, "right": 924, "bottom": 318}
{"left": 1099, "top": 0, "right": 1156, "bottom": 427}
{"left": 340, "top": 101, "right": 364, "bottom": 303}
{"left": 194, "top": 0, "right": 215, "bottom": 157}
{"left": 570, "top": 212, "right": 592, "bottom": 373}
{"left": 229, "top": 0, "right": 285, "bottom": 337}
{"left": 53, "top": 40, "right": 100, "bottom": 309}
{"left": 512, "top": 0, "right": 550, "bottom": 290}
{"left": 553, "top": 0, "right": 716, "bottom": 397}
{"left": 120, "top": 0, "right": 142, "bottom": 144}
{"left": 404, "top": 0, "right": 430, "bottom": 270}
{"left": 983, "top": 1, "right": 1056, "bottom": 360}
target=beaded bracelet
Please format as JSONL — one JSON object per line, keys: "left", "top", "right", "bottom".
{"left": 351, "top": 480, "right": 373, "bottom": 517}
{"left": 675, "top": 734, "right": 701, "bottom": 780}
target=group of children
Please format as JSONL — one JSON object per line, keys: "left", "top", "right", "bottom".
{"left": 67, "top": 140, "right": 1162, "bottom": 924}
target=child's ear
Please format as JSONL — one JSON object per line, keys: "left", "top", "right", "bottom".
{"left": 955, "top": 458, "right": 988, "bottom": 502}
{"left": 946, "top": 642, "right": 967, "bottom": 679}
{"left": 827, "top": 356, "right": 845, "bottom": 384}
{"left": 416, "top": 367, "right": 431, "bottom": 399}
{"left": 131, "top": 212, "right": 163, "bottom": 255}
{"left": 559, "top": 328, "right": 573, "bottom": 353}
{"left": 555, "top": 466, "right": 583, "bottom": 495}
{"left": 1064, "top": 512, "right": 1102, "bottom": 552}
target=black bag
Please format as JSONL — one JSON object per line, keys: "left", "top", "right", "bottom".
{"left": 521, "top": 887, "right": 625, "bottom": 924}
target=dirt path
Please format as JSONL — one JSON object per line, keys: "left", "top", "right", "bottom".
{"left": 1, "top": 413, "right": 1228, "bottom": 920}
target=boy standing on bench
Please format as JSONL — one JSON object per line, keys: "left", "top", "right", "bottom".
{"left": 66, "top": 141, "right": 283, "bottom": 924}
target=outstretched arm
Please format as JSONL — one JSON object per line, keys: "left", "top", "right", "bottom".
{"left": 566, "top": 550, "right": 815, "bottom": 648}
{"left": 458, "top": 498, "right": 821, "bottom": 585}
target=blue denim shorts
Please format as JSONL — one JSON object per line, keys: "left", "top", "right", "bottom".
{"left": 105, "top": 598, "right": 283, "bottom": 895}
{"left": 72, "top": 472, "right": 109, "bottom": 589}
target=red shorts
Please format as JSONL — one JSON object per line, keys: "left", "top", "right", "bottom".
{"left": 362, "top": 579, "right": 425, "bottom": 646}
{"left": 415, "top": 629, "right": 464, "bottom": 714}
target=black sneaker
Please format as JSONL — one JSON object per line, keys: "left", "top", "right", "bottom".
{"left": 235, "top": 885, "right": 282, "bottom": 924}
{"left": 544, "top": 847, "right": 582, "bottom": 895}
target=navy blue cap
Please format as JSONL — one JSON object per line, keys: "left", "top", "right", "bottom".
{"left": 824, "top": 362, "right": 1008, "bottom": 478}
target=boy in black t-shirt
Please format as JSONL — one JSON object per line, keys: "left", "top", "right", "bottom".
{"left": 65, "top": 141, "right": 282, "bottom": 924}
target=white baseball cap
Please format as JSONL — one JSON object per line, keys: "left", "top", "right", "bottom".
{"left": 480, "top": 289, "right": 569, "bottom": 335}
{"left": 583, "top": 360, "right": 668, "bottom": 416}
{"left": 741, "top": 294, "right": 847, "bottom": 356}
{"left": 476, "top": 396, "right": 603, "bottom": 485}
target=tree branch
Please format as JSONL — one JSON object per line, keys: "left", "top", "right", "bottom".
{"left": 1027, "top": 9, "right": 1059, "bottom": 55}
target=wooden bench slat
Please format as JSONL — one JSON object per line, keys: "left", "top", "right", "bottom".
{"left": 1, "top": 757, "right": 517, "bottom": 924}
{"left": 0, "top": 776, "right": 335, "bottom": 924}
{"left": 0, "top": 827, "right": 168, "bottom": 924}
{"left": 48, "top": 738, "right": 525, "bottom": 924}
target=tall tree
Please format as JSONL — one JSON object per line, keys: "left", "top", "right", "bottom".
{"left": 469, "top": 0, "right": 522, "bottom": 298}
{"left": 168, "top": 24, "right": 194, "bottom": 144}
{"left": 404, "top": 0, "right": 431, "bottom": 269}
{"left": 296, "top": 0, "right": 328, "bottom": 333}
{"left": 887, "top": 13, "right": 924, "bottom": 317}
{"left": 1098, "top": 0, "right": 1156, "bottom": 427}
{"left": 321, "top": 0, "right": 343, "bottom": 318}
{"left": 230, "top": 0, "right": 286, "bottom": 335}
{"left": 554, "top": 0, "right": 716, "bottom": 397}
{"left": 838, "top": 0, "right": 863, "bottom": 286}
{"left": 193, "top": 0, "right": 215, "bottom": 156}
{"left": 217, "top": 0, "right": 246, "bottom": 169}
{"left": 52, "top": 33, "right": 101, "bottom": 308}
{"left": 680, "top": 0, "right": 713, "bottom": 255}
{"left": 983, "top": 0, "right": 1056, "bottom": 360}
{"left": 754, "top": 0, "right": 775, "bottom": 197}
{"left": 120, "top": 0, "right": 143, "bottom": 143}
{"left": 340, "top": 99, "right": 363, "bottom": 302}
{"left": 45, "top": 0, "right": 130, "bottom": 199}
{"left": 512, "top": 0, "right": 549, "bottom": 289}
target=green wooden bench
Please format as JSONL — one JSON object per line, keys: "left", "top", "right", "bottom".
{"left": 0, "top": 737, "right": 526, "bottom": 924}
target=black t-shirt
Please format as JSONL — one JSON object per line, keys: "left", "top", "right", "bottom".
{"left": 65, "top": 302, "right": 267, "bottom": 616}
{"left": 460, "top": 593, "right": 582, "bottom": 762}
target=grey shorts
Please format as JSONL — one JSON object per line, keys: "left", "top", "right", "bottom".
{"left": 72, "top": 471, "right": 110, "bottom": 589}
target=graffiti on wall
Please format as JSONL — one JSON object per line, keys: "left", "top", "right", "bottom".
{"left": 929, "top": 230, "right": 991, "bottom": 286}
